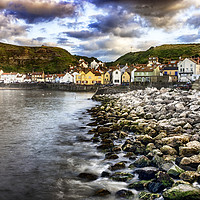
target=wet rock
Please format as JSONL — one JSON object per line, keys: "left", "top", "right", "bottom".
{"left": 115, "top": 189, "right": 134, "bottom": 199}
{"left": 145, "top": 143, "right": 156, "bottom": 154}
{"left": 139, "top": 191, "right": 161, "bottom": 200}
{"left": 128, "top": 180, "right": 152, "bottom": 190}
{"left": 167, "top": 164, "right": 185, "bottom": 177}
{"left": 105, "top": 153, "right": 119, "bottom": 160}
{"left": 180, "top": 154, "right": 200, "bottom": 170}
{"left": 161, "top": 135, "right": 190, "bottom": 148}
{"left": 134, "top": 167, "right": 159, "bottom": 180}
{"left": 183, "top": 123, "right": 192, "bottom": 129}
{"left": 94, "top": 189, "right": 111, "bottom": 196}
{"left": 132, "top": 155, "right": 151, "bottom": 168}
{"left": 147, "top": 181, "right": 164, "bottom": 193}
{"left": 156, "top": 171, "right": 174, "bottom": 188}
{"left": 139, "top": 134, "right": 154, "bottom": 145}
{"left": 111, "top": 172, "right": 134, "bottom": 182}
{"left": 179, "top": 146, "right": 199, "bottom": 157}
{"left": 101, "top": 171, "right": 110, "bottom": 177}
{"left": 179, "top": 171, "right": 200, "bottom": 183}
{"left": 78, "top": 172, "right": 98, "bottom": 181}
{"left": 163, "top": 184, "right": 200, "bottom": 200}
{"left": 97, "top": 126, "right": 112, "bottom": 134}
{"left": 160, "top": 145, "right": 177, "bottom": 155}
{"left": 110, "top": 161, "right": 126, "bottom": 171}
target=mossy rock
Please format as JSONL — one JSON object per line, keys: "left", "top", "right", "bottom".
{"left": 128, "top": 180, "right": 152, "bottom": 190}
{"left": 115, "top": 189, "right": 134, "bottom": 199}
{"left": 139, "top": 191, "right": 161, "bottom": 200}
{"left": 163, "top": 184, "right": 200, "bottom": 200}
{"left": 111, "top": 172, "right": 134, "bottom": 182}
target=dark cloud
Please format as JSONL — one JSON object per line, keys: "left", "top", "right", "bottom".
{"left": 89, "top": 12, "right": 142, "bottom": 38}
{"left": 186, "top": 15, "right": 200, "bottom": 29}
{"left": 62, "top": 30, "right": 101, "bottom": 39}
{"left": 177, "top": 33, "right": 200, "bottom": 43}
{"left": 84, "top": 0, "right": 193, "bottom": 28}
{"left": 1, "top": 0, "right": 76, "bottom": 24}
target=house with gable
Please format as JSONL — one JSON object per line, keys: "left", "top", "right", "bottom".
{"left": 134, "top": 65, "right": 160, "bottom": 82}
{"left": 112, "top": 68, "right": 121, "bottom": 85}
{"left": 31, "top": 72, "right": 45, "bottom": 82}
{"left": 178, "top": 58, "right": 200, "bottom": 82}
{"left": 121, "top": 71, "right": 130, "bottom": 85}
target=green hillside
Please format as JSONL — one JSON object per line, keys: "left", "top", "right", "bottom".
{"left": 110, "top": 44, "right": 200, "bottom": 66}
{"left": 0, "top": 42, "right": 78, "bottom": 73}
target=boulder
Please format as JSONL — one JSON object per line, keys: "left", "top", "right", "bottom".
{"left": 160, "top": 145, "right": 177, "bottom": 155}
{"left": 128, "top": 180, "right": 151, "bottom": 190}
{"left": 179, "top": 171, "right": 200, "bottom": 183}
{"left": 161, "top": 135, "right": 190, "bottom": 148}
{"left": 179, "top": 146, "right": 199, "bottom": 157}
{"left": 167, "top": 165, "right": 185, "bottom": 177}
{"left": 134, "top": 167, "right": 159, "bottom": 180}
{"left": 78, "top": 172, "right": 98, "bottom": 181}
{"left": 97, "top": 126, "right": 112, "bottom": 134}
{"left": 111, "top": 172, "right": 134, "bottom": 182}
{"left": 133, "top": 155, "right": 151, "bottom": 168}
{"left": 110, "top": 162, "right": 126, "bottom": 171}
{"left": 180, "top": 154, "right": 200, "bottom": 169}
{"left": 94, "top": 189, "right": 111, "bottom": 196}
{"left": 163, "top": 184, "right": 200, "bottom": 200}
{"left": 115, "top": 189, "right": 134, "bottom": 199}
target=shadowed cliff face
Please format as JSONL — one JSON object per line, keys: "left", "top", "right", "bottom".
{"left": 0, "top": 42, "right": 78, "bottom": 73}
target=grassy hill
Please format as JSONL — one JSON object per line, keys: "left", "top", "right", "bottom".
{"left": 109, "top": 44, "right": 200, "bottom": 66}
{"left": 0, "top": 43, "right": 81, "bottom": 73}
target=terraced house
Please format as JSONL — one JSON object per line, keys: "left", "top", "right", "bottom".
{"left": 76, "top": 70, "right": 104, "bottom": 85}
{"left": 134, "top": 65, "right": 160, "bottom": 82}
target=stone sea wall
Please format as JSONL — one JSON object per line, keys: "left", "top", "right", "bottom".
{"left": 84, "top": 87, "right": 200, "bottom": 199}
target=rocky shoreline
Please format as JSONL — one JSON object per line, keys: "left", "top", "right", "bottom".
{"left": 81, "top": 87, "right": 200, "bottom": 199}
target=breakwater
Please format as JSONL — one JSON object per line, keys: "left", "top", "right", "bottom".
{"left": 0, "top": 83, "right": 98, "bottom": 92}
{"left": 85, "top": 87, "right": 200, "bottom": 199}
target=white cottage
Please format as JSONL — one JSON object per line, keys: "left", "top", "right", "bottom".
{"left": 1, "top": 72, "right": 18, "bottom": 83}
{"left": 112, "top": 69, "right": 121, "bottom": 85}
{"left": 178, "top": 58, "right": 200, "bottom": 82}
{"left": 61, "top": 73, "right": 74, "bottom": 83}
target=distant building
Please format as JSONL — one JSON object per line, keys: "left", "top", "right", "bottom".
{"left": 112, "top": 69, "right": 121, "bottom": 85}
{"left": 162, "top": 66, "right": 178, "bottom": 82}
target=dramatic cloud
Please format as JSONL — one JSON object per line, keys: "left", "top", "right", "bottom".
{"left": 84, "top": 0, "right": 199, "bottom": 28}
{"left": 186, "top": 14, "right": 200, "bottom": 29}
{"left": 0, "top": 13, "right": 29, "bottom": 40}
{"left": 1, "top": 0, "right": 76, "bottom": 23}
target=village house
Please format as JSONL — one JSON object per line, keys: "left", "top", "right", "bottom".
{"left": 121, "top": 71, "right": 130, "bottom": 85}
{"left": 60, "top": 72, "right": 73, "bottom": 83}
{"left": 178, "top": 58, "right": 200, "bottom": 82}
{"left": 134, "top": 65, "right": 161, "bottom": 82}
{"left": 45, "top": 74, "right": 54, "bottom": 83}
{"left": 162, "top": 66, "right": 178, "bottom": 82}
{"left": 16, "top": 74, "right": 26, "bottom": 83}
{"left": 54, "top": 74, "right": 65, "bottom": 83}
{"left": 76, "top": 70, "right": 104, "bottom": 85}
{"left": 104, "top": 71, "right": 111, "bottom": 85}
{"left": 112, "top": 68, "right": 121, "bottom": 85}
{"left": 31, "top": 72, "right": 45, "bottom": 82}
{"left": 1, "top": 72, "right": 18, "bottom": 83}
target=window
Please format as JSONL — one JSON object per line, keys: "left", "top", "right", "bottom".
{"left": 115, "top": 71, "right": 118, "bottom": 74}
{"left": 98, "top": 77, "right": 101, "bottom": 79}
{"left": 106, "top": 75, "right": 108, "bottom": 77}
{"left": 78, "top": 76, "right": 81, "bottom": 79}
{"left": 88, "top": 76, "right": 91, "bottom": 79}
{"left": 114, "top": 80, "right": 119, "bottom": 83}
{"left": 164, "top": 72, "right": 167, "bottom": 75}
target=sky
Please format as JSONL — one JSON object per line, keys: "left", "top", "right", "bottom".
{"left": 0, "top": 0, "right": 200, "bottom": 62}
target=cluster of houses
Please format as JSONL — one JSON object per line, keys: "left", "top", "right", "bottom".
{"left": 0, "top": 57, "right": 200, "bottom": 85}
